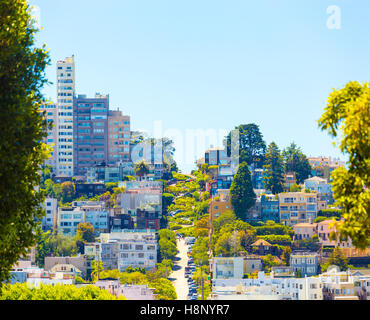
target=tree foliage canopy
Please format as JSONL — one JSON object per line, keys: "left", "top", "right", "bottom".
{"left": 230, "top": 162, "right": 256, "bottom": 221}
{"left": 226, "top": 123, "right": 266, "bottom": 167}
{"left": 263, "top": 142, "right": 284, "bottom": 194}
{"left": 0, "top": 0, "right": 51, "bottom": 283}
{"left": 0, "top": 283, "right": 122, "bottom": 300}
{"left": 282, "top": 142, "right": 312, "bottom": 184}
{"left": 318, "top": 81, "right": 370, "bottom": 249}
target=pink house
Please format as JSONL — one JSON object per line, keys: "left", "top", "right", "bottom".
{"left": 94, "top": 280, "right": 156, "bottom": 300}
{"left": 316, "top": 220, "right": 353, "bottom": 248}
{"left": 118, "top": 284, "right": 156, "bottom": 300}
{"left": 94, "top": 278, "right": 120, "bottom": 296}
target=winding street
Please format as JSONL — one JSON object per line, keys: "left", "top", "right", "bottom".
{"left": 169, "top": 238, "right": 189, "bottom": 300}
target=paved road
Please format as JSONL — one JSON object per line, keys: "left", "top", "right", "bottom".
{"left": 169, "top": 238, "right": 189, "bottom": 300}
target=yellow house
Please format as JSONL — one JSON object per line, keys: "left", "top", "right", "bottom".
{"left": 278, "top": 192, "right": 318, "bottom": 226}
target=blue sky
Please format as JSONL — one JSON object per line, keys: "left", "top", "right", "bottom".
{"left": 29, "top": 0, "right": 370, "bottom": 172}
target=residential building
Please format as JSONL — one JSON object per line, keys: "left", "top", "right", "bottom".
{"left": 304, "top": 176, "right": 333, "bottom": 204}
{"left": 118, "top": 284, "right": 156, "bottom": 300}
{"left": 118, "top": 181, "right": 163, "bottom": 223}
{"left": 49, "top": 264, "right": 82, "bottom": 277}
{"left": 271, "top": 266, "right": 295, "bottom": 278}
{"left": 109, "top": 214, "right": 135, "bottom": 231}
{"left": 352, "top": 269, "right": 370, "bottom": 300}
{"left": 40, "top": 197, "right": 58, "bottom": 231}
{"left": 246, "top": 197, "right": 261, "bottom": 223}
{"left": 88, "top": 230, "right": 158, "bottom": 272}
{"left": 52, "top": 173, "right": 72, "bottom": 184}
{"left": 260, "top": 194, "right": 280, "bottom": 223}
{"left": 86, "top": 162, "right": 135, "bottom": 183}
{"left": 321, "top": 266, "right": 359, "bottom": 300}
{"left": 215, "top": 189, "right": 230, "bottom": 202}
{"left": 316, "top": 219, "right": 353, "bottom": 248}
{"left": 243, "top": 255, "right": 263, "bottom": 274}
{"left": 93, "top": 280, "right": 156, "bottom": 300}
{"left": 293, "top": 222, "right": 317, "bottom": 241}
{"left": 73, "top": 93, "right": 109, "bottom": 176}
{"left": 118, "top": 180, "right": 163, "bottom": 191}
{"left": 251, "top": 168, "right": 266, "bottom": 190}
{"left": 94, "top": 278, "right": 120, "bottom": 296}
{"left": 204, "top": 148, "right": 230, "bottom": 166}
{"left": 278, "top": 192, "right": 318, "bottom": 226}
{"left": 7, "top": 261, "right": 33, "bottom": 285}
{"left": 136, "top": 206, "right": 161, "bottom": 230}
{"left": 211, "top": 272, "right": 323, "bottom": 300}
{"left": 26, "top": 269, "right": 75, "bottom": 287}
{"left": 211, "top": 268, "right": 370, "bottom": 300}
{"left": 108, "top": 110, "right": 131, "bottom": 165}
{"left": 57, "top": 56, "right": 75, "bottom": 177}
{"left": 57, "top": 206, "right": 83, "bottom": 236}
{"left": 209, "top": 175, "right": 234, "bottom": 196}
{"left": 283, "top": 172, "right": 296, "bottom": 191}
{"left": 211, "top": 257, "right": 244, "bottom": 279}
{"left": 290, "top": 252, "right": 318, "bottom": 277}
{"left": 308, "top": 156, "right": 345, "bottom": 182}
{"left": 209, "top": 199, "right": 232, "bottom": 220}
{"left": 57, "top": 201, "right": 109, "bottom": 236}
{"left": 44, "top": 255, "right": 89, "bottom": 279}
{"left": 81, "top": 202, "right": 109, "bottom": 235}
{"left": 75, "top": 182, "right": 106, "bottom": 198}
{"left": 251, "top": 239, "right": 272, "bottom": 255}
{"left": 113, "top": 230, "right": 158, "bottom": 271}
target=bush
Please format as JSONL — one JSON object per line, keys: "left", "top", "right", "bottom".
{"left": 0, "top": 283, "right": 122, "bottom": 300}
{"left": 257, "top": 234, "right": 292, "bottom": 245}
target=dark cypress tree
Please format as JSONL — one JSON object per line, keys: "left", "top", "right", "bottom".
{"left": 230, "top": 162, "right": 256, "bottom": 221}
{"left": 263, "top": 142, "right": 285, "bottom": 194}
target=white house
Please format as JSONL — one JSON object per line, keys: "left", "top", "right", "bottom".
{"left": 41, "top": 198, "right": 58, "bottom": 231}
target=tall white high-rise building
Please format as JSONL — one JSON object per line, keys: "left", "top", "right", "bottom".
{"left": 56, "top": 56, "right": 75, "bottom": 176}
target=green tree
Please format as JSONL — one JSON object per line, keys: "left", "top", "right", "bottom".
{"left": 120, "top": 271, "right": 147, "bottom": 285}
{"left": 60, "top": 181, "right": 75, "bottom": 203}
{"left": 214, "top": 232, "right": 233, "bottom": 257}
{"left": 35, "top": 230, "right": 52, "bottom": 268}
{"left": 263, "top": 142, "right": 284, "bottom": 194}
{"left": 0, "top": 283, "right": 122, "bottom": 300}
{"left": 318, "top": 81, "right": 370, "bottom": 249}
{"left": 91, "top": 260, "right": 104, "bottom": 283}
{"left": 191, "top": 238, "right": 210, "bottom": 266}
{"left": 230, "top": 162, "right": 256, "bottom": 221}
{"left": 0, "top": 0, "right": 51, "bottom": 283}
{"left": 158, "top": 238, "right": 178, "bottom": 260}
{"left": 158, "top": 229, "right": 177, "bottom": 244}
{"left": 134, "top": 160, "right": 150, "bottom": 180}
{"left": 225, "top": 123, "right": 266, "bottom": 167}
{"left": 280, "top": 246, "right": 292, "bottom": 266}
{"left": 162, "top": 193, "right": 175, "bottom": 212}
{"left": 76, "top": 222, "right": 95, "bottom": 243}
{"left": 262, "top": 254, "right": 280, "bottom": 272}
{"left": 75, "top": 222, "right": 95, "bottom": 253}
{"left": 282, "top": 142, "right": 312, "bottom": 184}
{"left": 149, "top": 278, "right": 177, "bottom": 300}
{"left": 105, "top": 182, "right": 118, "bottom": 193}
{"left": 321, "top": 247, "right": 349, "bottom": 272}
{"left": 47, "top": 233, "right": 78, "bottom": 257}
{"left": 289, "top": 183, "right": 301, "bottom": 192}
